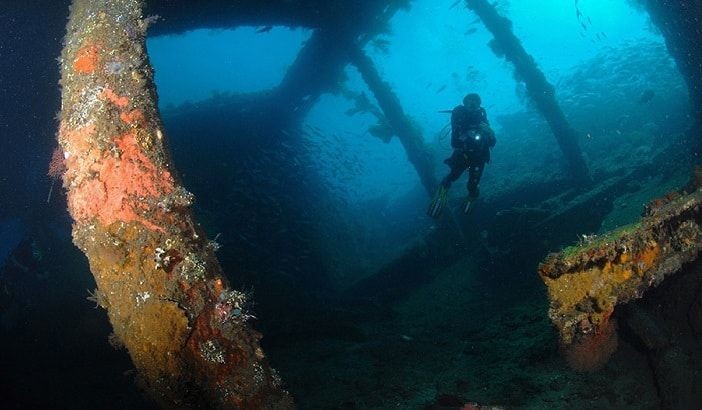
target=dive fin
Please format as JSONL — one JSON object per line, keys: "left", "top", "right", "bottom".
{"left": 463, "top": 197, "right": 476, "bottom": 214}
{"left": 427, "top": 186, "right": 449, "bottom": 218}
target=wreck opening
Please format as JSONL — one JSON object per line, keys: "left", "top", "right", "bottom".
{"left": 147, "top": 26, "right": 312, "bottom": 107}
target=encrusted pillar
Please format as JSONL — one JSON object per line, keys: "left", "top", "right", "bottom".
{"left": 538, "top": 189, "right": 702, "bottom": 368}
{"left": 57, "top": 1, "right": 293, "bottom": 407}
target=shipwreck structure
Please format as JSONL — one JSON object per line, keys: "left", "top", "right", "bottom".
{"left": 466, "top": 0, "right": 590, "bottom": 182}
{"left": 538, "top": 181, "right": 702, "bottom": 406}
{"left": 58, "top": 1, "right": 293, "bottom": 407}
{"left": 539, "top": 189, "right": 702, "bottom": 347}
{"left": 55, "top": 0, "right": 426, "bottom": 407}
{"left": 50, "top": 0, "right": 702, "bottom": 407}
{"left": 534, "top": 1, "right": 702, "bottom": 404}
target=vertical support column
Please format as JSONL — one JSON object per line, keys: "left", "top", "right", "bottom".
{"left": 57, "top": 1, "right": 293, "bottom": 407}
{"left": 272, "top": 27, "right": 355, "bottom": 127}
{"left": 466, "top": 0, "right": 590, "bottom": 183}
{"left": 349, "top": 47, "right": 437, "bottom": 194}
{"left": 269, "top": 1, "right": 408, "bottom": 127}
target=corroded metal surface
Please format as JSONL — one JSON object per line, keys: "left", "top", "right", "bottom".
{"left": 539, "top": 189, "right": 702, "bottom": 346}
{"left": 57, "top": 1, "right": 293, "bottom": 407}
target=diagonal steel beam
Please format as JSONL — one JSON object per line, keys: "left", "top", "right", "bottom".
{"left": 58, "top": 1, "right": 293, "bottom": 407}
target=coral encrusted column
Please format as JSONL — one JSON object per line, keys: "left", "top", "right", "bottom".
{"left": 57, "top": 1, "right": 293, "bottom": 408}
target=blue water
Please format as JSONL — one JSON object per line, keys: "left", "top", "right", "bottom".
{"left": 1, "top": 0, "right": 697, "bottom": 408}
{"left": 147, "top": 0, "right": 666, "bottom": 205}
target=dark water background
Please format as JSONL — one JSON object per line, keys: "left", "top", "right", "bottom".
{"left": 0, "top": 0, "right": 695, "bottom": 408}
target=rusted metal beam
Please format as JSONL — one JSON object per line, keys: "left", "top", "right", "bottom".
{"left": 57, "top": 1, "right": 293, "bottom": 407}
{"left": 466, "top": 0, "right": 590, "bottom": 182}
{"left": 269, "top": 0, "right": 408, "bottom": 126}
{"left": 349, "top": 47, "right": 437, "bottom": 194}
{"left": 539, "top": 189, "right": 702, "bottom": 350}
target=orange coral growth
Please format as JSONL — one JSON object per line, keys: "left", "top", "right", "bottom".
{"left": 618, "top": 252, "right": 630, "bottom": 264}
{"left": 619, "top": 268, "right": 632, "bottom": 282}
{"left": 73, "top": 43, "right": 100, "bottom": 74}
{"left": 213, "top": 278, "right": 224, "bottom": 298}
{"left": 634, "top": 244, "right": 659, "bottom": 273}
{"left": 120, "top": 109, "right": 144, "bottom": 125}
{"left": 67, "top": 131, "right": 174, "bottom": 231}
{"left": 101, "top": 87, "right": 129, "bottom": 108}
{"left": 68, "top": 177, "right": 107, "bottom": 219}
{"left": 59, "top": 122, "right": 99, "bottom": 183}
{"left": 603, "top": 260, "right": 633, "bottom": 283}
{"left": 60, "top": 122, "right": 96, "bottom": 155}
{"left": 564, "top": 317, "right": 618, "bottom": 372}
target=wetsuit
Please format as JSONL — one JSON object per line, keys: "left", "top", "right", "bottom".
{"left": 441, "top": 105, "right": 496, "bottom": 199}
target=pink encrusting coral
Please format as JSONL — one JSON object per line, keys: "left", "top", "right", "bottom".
{"left": 119, "top": 109, "right": 145, "bottom": 125}
{"left": 60, "top": 83, "right": 174, "bottom": 232}
{"left": 64, "top": 129, "right": 174, "bottom": 231}
{"left": 72, "top": 42, "right": 100, "bottom": 74}
{"left": 60, "top": 122, "right": 99, "bottom": 185}
{"left": 101, "top": 87, "right": 129, "bottom": 108}
{"left": 48, "top": 147, "right": 67, "bottom": 178}
{"left": 57, "top": 2, "right": 293, "bottom": 407}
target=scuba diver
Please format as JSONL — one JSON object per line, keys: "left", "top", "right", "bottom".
{"left": 428, "top": 93, "right": 496, "bottom": 217}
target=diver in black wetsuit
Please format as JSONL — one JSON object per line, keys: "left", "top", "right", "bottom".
{"left": 428, "top": 93, "right": 496, "bottom": 217}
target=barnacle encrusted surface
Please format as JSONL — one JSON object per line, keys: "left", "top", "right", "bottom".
{"left": 58, "top": 1, "right": 293, "bottom": 408}
{"left": 539, "top": 189, "right": 702, "bottom": 345}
